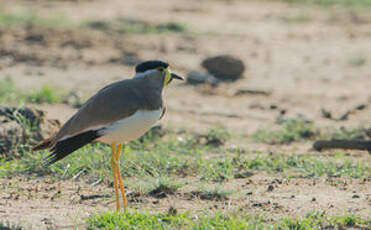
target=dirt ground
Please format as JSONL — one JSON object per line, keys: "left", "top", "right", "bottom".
{"left": 0, "top": 0, "right": 370, "bottom": 229}
{"left": 1, "top": 175, "right": 370, "bottom": 229}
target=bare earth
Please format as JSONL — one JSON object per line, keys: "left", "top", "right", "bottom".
{"left": 1, "top": 175, "right": 370, "bottom": 229}
{"left": 0, "top": 0, "right": 370, "bottom": 229}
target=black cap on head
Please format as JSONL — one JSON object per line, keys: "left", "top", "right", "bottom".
{"left": 135, "top": 60, "right": 169, "bottom": 73}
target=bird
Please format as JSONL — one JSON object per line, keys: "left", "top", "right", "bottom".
{"left": 33, "top": 60, "right": 184, "bottom": 211}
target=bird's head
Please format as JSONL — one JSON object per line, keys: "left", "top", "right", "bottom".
{"left": 135, "top": 60, "right": 184, "bottom": 87}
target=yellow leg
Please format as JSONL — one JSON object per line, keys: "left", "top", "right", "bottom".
{"left": 110, "top": 143, "right": 120, "bottom": 211}
{"left": 115, "top": 144, "right": 128, "bottom": 210}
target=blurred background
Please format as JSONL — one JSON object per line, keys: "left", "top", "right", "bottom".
{"left": 0, "top": 0, "right": 370, "bottom": 228}
{"left": 0, "top": 0, "right": 370, "bottom": 133}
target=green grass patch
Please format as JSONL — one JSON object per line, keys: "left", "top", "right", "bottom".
{"left": 0, "top": 11, "right": 73, "bottom": 27}
{"left": 0, "top": 77, "right": 18, "bottom": 103}
{"left": 1, "top": 128, "right": 369, "bottom": 181}
{"left": 203, "top": 125, "right": 231, "bottom": 147}
{"left": 280, "top": 212, "right": 370, "bottom": 229}
{"left": 191, "top": 185, "right": 234, "bottom": 201}
{"left": 118, "top": 21, "right": 186, "bottom": 34}
{"left": 0, "top": 221, "right": 22, "bottom": 230}
{"left": 327, "top": 126, "right": 370, "bottom": 140}
{"left": 0, "top": 77, "right": 64, "bottom": 104}
{"left": 86, "top": 211, "right": 370, "bottom": 230}
{"left": 148, "top": 177, "right": 185, "bottom": 197}
{"left": 85, "top": 18, "right": 187, "bottom": 34}
{"left": 125, "top": 176, "right": 185, "bottom": 197}
{"left": 27, "top": 85, "right": 63, "bottom": 104}
{"left": 0, "top": 11, "right": 187, "bottom": 35}
{"left": 235, "top": 152, "right": 369, "bottom": 178}
{"left": 282, "top": 0, "right": 371, "bottom": 7}
{"left": 280, "top": 15, "right": 312, "bottom": 24}
{"left": 87, "top": 211, "right": 261, "bottom": 230}
{"left": 348, "top": 55, "right": 367, "bottom": 67}
{"left": 252, "top": 117, "right": 370, "bottom": 144}
{"left": 252, "top": 117, "right": 315, "bottom": 144}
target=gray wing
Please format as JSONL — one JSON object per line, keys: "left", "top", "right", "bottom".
{"left": 52, "top": 79, "right": 143, "bottom": 143}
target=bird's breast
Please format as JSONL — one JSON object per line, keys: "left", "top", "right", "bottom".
{"left": 97, "top": 108, "right": 163, "bottom": 144}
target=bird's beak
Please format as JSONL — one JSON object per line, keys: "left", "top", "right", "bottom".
{"left": 171, "top": 73, "right": 184, "bottom": 81}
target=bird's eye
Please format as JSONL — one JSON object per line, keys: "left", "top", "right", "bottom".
{"left": 157, "top": 67, "right": 165, "bottom": 72}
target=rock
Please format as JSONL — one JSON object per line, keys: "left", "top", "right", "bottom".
{"left": 201, "top": 55, "right": 245, "bottom": 81}
{"left": 186, "top": 71, "right": 219, "bottom": 86}
{"left": 0, "top": 106, "right": 60, "bottom": 158}
{"left": 0, "top": 118, "right": 24, "bottom": 156}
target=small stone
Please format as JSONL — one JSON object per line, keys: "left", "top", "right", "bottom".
{"left": 0, "top": 106, "right": 60, "bottom": 157}
{"left": 352, "top": 194, "right": 360, "bottom": 199}
{"left": 270, "top": 104, "right": 278, "bottom": 110}
{"left": 311, "top": 197, "right": 316, "bottom": 202}
{"left": 201, "top": 55, "right": 245, "bottom": 81}
{"left": 321, "top": 108, "right": 332, "bottom": 119}
{"left": 41, "top": 217, "right": 53, "bottom": 225}
{"left": 355, "top": 104, "right": 366, "bottom": 110}
{"left": 252, "top": 202, "right": 263, "bottom": 207}
{"left": 267, "top": 185, "right": 274, "bottom": 192}
{"left": 167, "top": 207, "right": 177, "bottom": 216}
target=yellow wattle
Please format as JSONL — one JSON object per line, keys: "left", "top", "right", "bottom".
{"left": 164, "top": 67, "right": 172, "bottom": 86}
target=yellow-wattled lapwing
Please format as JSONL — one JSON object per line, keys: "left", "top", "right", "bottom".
{"left": 33, "top": 60, "right": 183, "bottom": 210}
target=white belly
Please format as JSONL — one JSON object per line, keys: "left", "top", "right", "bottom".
{"left": 97, "top": 109, "right": 162, "bottom": 144}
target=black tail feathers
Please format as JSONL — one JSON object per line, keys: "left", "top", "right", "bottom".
{"left": 43, "top": 130, "right": 101, "bottom": 166}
